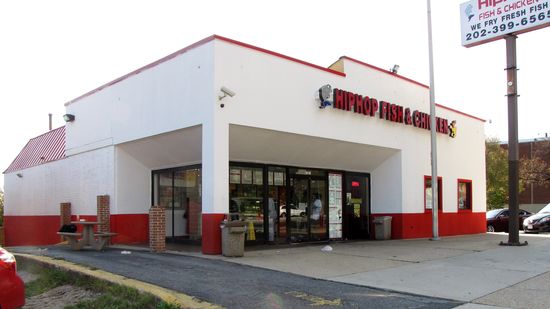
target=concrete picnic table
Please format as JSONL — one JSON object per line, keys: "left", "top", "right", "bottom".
{"left": 57, "top": 221, "right": 117, "bottom": 251}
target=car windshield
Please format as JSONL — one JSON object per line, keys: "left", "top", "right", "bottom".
{"left": 486, "top": 209, "right": 502, "bottom": 218}
{"left": 538, "top": 203, "right": 550, "bottom": 214}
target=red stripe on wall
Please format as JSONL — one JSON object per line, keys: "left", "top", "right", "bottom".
{"left": 4, "top": 214, "right": 149, "bottom": 247}
{"left": 201, "top": 213, "right": 225, "bottom": 255}
{"left": 4, "top": 216, "right": 62, "bottom": 246}
{"left": 111, "top": 214, "right": 149, "bottom": 244}
{"left": 372, "top": 212, "right": 486, "bottom": 239}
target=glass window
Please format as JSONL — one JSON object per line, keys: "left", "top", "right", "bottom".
{"left": 229, "top": 165, "right": 264, "bottom": 243}
{"left": 458, "top": 180, "right": 472, "bottom": 210}
{"left": 153, "top": 168, "right": 202, "bottom": 240}
{"left": 425, "top": 176, "right": 442, "bottom": 211}
{"left": 268, "top": 166, "right": 286, "bottom": 243}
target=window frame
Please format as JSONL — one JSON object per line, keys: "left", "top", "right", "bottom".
{"left": 424, "top": 176, "right": 443, "bottom": 212}
{"left": 457, "top": 179, "right": 473, "bottom": 212}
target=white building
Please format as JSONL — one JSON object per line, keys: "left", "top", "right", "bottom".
{"left": 3, "top": 35, "right": 486, "bottom": 254}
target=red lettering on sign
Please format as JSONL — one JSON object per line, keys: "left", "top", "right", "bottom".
{"left": 347, "top": 92, "right": 355, "bottom": 112}
{"left": 334, "top": 89, "right": 345, "bottom": 110}
{"left": 405, "top": 108, "right": 412, "bottom": 125}
{"left": 329, "top": 88, "right": 451, "bottom": 136}
{"left": 362, "top": 96, "right": 370, "bottom": 115}
{"left": 355, "top": 95, "right": 363, "bottom": 114}
{"left": 370, "top": 98, "right": 378, "bottom": 117}
{"left": 396, "top": 105, "right": 404, "bottom": 123}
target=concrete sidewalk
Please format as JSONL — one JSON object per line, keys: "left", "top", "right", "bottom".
{"left": 14, "top": 232, "right": 550, "bottom": 308}
{"left": 172, "top": 233, "right": 550, "bottom": 308}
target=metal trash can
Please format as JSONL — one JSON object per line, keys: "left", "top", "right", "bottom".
{"left": 220, "top": 220, "right": 246, "bottom": 257}
{"left": 373, "top": 216, "right": 392, "bottom": 240}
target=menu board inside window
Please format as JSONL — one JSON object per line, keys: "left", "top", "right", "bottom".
{"left": 241, "top": 169, "right": 253, "bottom": 184}
{"left": 253, "top": 170, "right": 263, "bottom": 185}
{"left": 230, "top": 168, "right": 241, "bottom": 184}
{"left": 328, "top": 173, "right": 342, "bottom": 239}
{"left": 274, "top": 172, "right": 284, "bottom": 186}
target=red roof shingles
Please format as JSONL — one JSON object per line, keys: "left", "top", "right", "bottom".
{"left": 4, "top": 126, "right": 66, "bottom": 173}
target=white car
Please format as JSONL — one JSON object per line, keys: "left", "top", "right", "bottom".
{"left": 279, "top": 204, "right": 307, "bottom": 217}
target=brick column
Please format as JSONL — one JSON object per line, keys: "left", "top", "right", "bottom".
{"left": 149, "top": 206, "right": 166, "bottom": 252}
{"left": 60, "top": 202, "right": 72, "bottom": 242}
{"left": 97, "top": 195, "right": 110, "bottom": 233}
{"left": 60, "top": 202, "right": 72, "bottom": 226}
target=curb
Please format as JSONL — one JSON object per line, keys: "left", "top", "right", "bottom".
{"left": 16, "top": 253, "right": 223, "bottom": 309}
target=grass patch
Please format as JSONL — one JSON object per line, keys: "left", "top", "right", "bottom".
{"left": 19, "top": 258, "right": 182, "bottom": 309}
{"left": 23, "top": 264, "right": 72, "bottom": 297}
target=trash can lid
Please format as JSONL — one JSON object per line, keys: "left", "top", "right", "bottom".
{"left": 373, "top": 216, "right": 392, "bottom": 222}
{"left": 224, "top": 220, "right": 246, "bottom": 227}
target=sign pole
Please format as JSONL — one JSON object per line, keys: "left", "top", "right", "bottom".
{"left": 501, "top": 34, "right": 527, "bottom": 246}
{"left": 427, "top": 0, "right": 439, "bottom": 240}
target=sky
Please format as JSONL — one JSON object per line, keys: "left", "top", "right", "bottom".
{"left": 1, "top": 0, "right": 549, "bottom": 190}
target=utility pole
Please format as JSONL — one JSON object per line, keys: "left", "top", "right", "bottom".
{"left": 427, "top": 0, "right": 439, "bottom": 240}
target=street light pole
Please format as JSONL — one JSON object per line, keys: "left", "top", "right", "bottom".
{"left": 427, "top": 0, "right": 439, "bottom": 240}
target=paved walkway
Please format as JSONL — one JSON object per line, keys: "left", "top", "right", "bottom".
{"left": 13, "top": 232, "right": 550, "bottom": 308}
{"left": 163, "top": 232, "right": 550, "bottom": 308}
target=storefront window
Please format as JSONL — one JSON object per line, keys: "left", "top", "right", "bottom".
{"left": 268, "top": 167, "right": 286, "bottom": 243}
{"left": 229, "top": 165, "right": 264, "bottom": 243}
{"left": 424, "top": 176, "right": 442, "bottom": 211}
{"left": 153, "top": 167, "right": 202, "bottom": 241}
{"left": 458, "top": 179, "right": 472, "bottom": 210}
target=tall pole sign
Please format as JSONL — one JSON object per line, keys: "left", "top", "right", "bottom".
{"left": 460, "top": 0, "right": 550, "bottom": 246}
{"left": 460, "top": 0, "right": 550, "bottom": 47}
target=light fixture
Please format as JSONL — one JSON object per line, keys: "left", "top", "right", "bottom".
{"left": 63, "top": 114, "right": 75, "bottom": 122}
{"left": 390, "top": 64, "right": 400, "bottom": 74}
{"left": 16, "top": 173, "right": 23, "bottom": 178}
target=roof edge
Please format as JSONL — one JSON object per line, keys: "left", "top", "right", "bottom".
{"left": 341, "top": 56, "right": 430, "bottom": 89}
{"left": 213, "top": 35, "right": 346, "bottom": 77}
{"left": 64, "top": 35, "right": 218, "bottom": 106}
{"left": 341, "top": 56, "right": 485, "bottom": 123}
{"left": 3, "top": 125, "right": 66, "bottom": 174}
{"left": 436, "top": 103, "right": 486, "bottom": 123}
{"left": 64, "top": 35, "right": 346, "bottom": 107}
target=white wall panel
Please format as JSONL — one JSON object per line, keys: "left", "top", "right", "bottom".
{"left": 115, "top": 147, "right": 151, "bottom": 214}
{"left": 4, "top": 147, "right": 115, "bottom": 216}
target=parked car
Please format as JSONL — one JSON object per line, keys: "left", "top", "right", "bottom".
{"left": 0, "top": 247, "right": 25, "bottom": 309}
{"left": 279, "top": 204, "right": 307, "bottom": 217}
{"left": 486, "top": 208, "right": 532, "bottom": 232}
{"left": 523, "top": 203, "right": 550, "bottom": 233}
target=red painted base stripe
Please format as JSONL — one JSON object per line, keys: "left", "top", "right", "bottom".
{"left": 4, "top": 216, "right": 62, "bottom": 246}
{"left": 4, "top": 212, "right": 486, "bottom": 247}
{"left": 4, "top": 214, "right": 149, "bottom": 247}
{"left": 201, "top": 213, "right": 225, "bottom": 255}
{"left": 372, "top": 212, "right": 486, "bottom": 239}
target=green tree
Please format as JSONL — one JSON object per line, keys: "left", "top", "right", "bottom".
{"left": 486, "top": 138, "right": 509, "bottom": 209}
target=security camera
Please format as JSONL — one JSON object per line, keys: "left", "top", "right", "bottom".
{"left": 220, "top": 86, "right": 236, "bottom": 98}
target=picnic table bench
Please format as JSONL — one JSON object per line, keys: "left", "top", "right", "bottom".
{"left": 57, "top": 232, "right": 82, "bottom": 249}
{"left": 57, "top": 221, "right": 117, "bottom": 251}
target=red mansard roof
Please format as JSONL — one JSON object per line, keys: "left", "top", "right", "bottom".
{"left": 4, "top": 126, "right": 66, "bottom": 174}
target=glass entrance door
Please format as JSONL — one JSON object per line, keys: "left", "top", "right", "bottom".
{"left": 289, "top": 170, "right": 328, "bottom": 242}
{"left": 310, "top": 179, "right": 327, "bottom": 240}
{"left": 343, "top": 173, "right": 370, "bottom": 239}
{"left": 267, "top": 167, "right": 287, "bottom": 244}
